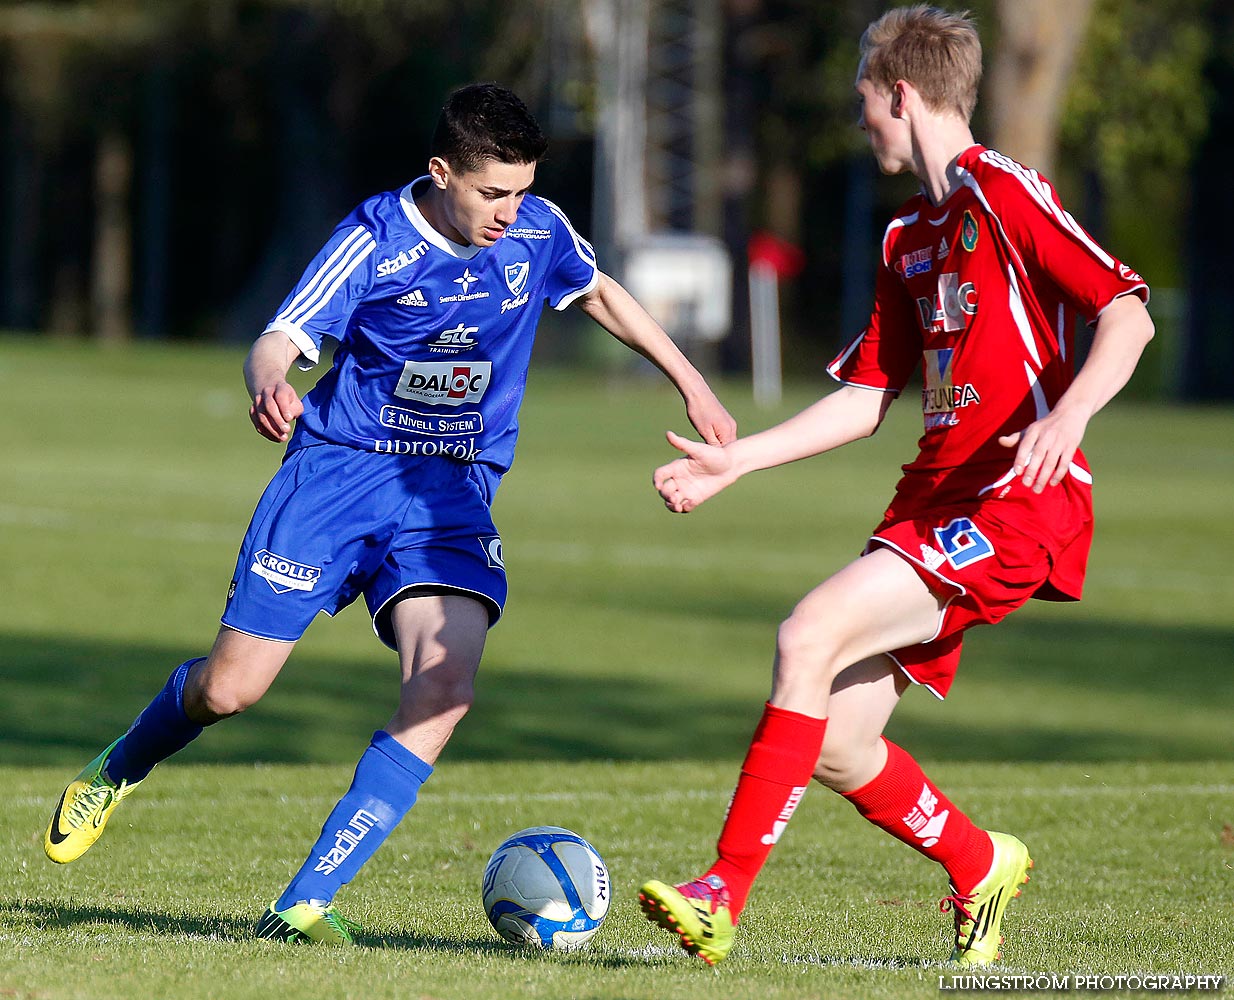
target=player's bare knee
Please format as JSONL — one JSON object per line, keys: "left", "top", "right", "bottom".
{"left": 406, "top": 662, "right": 476, "bottom": 716}
{"left": 184, "top": 678, "right": 258, "bottom": 723}
{"left": 774, "top": 614, "right": 843, "bottom": 688}
{"left": 815, "top": 731, "right": 886, "bottom": 793}
{"left": 813, "top": 743, "right": 860, "bottom": 791}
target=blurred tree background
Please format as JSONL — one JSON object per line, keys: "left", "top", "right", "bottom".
{"left": 1, "top": 0, "right": 1229, "bottom": 399}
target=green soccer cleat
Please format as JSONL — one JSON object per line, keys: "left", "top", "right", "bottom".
{"left": 638, "top": 874, "right": 736, "bottom": 966}
{"left": 942, "top": 831, "right": 1033, "bottom": 966}
{"left": 44, "top": 738, "right": 140, "bottom": 864}
{"left": 254, "top": 901, "right": 359, "bottom": 945}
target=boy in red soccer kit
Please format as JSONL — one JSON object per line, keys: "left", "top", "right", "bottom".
{"left": 638, "top": 5, "right": 1154, "bottom": 967}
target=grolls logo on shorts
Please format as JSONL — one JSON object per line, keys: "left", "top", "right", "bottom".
{"left": 250, "top": 549, "right": 322, "bottom": 594}
{"left": 394, "top": 360, "right": 492, "bottom": 405}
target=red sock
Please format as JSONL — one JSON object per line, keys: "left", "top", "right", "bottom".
{"left": 841, "top": 738, "right": 993, "bottom": 893}
{"left": 706, "top": 702, "right": 827, "bottom": 916}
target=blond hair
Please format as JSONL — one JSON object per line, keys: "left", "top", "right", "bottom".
{"left": 859, "top": 5, "right": 982, "bottom": 122}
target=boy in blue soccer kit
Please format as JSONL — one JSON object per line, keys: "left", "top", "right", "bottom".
{"left": 44, "top": 83, "right": 735, "bottom": 943}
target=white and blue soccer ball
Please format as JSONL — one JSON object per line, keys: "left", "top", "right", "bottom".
{"left": 481, "top": 826, "right": 610, "bottom": 950}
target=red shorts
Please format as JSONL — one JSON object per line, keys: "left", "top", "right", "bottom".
{"left": 867, "top": 471, "right": 1093, "bottom": 699}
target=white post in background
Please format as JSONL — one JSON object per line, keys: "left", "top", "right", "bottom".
{"left": 747, "top": 231, "right": 803, "bottom": 409}
{"left": 749, "top": 260, "right": 781, "bottom": 409}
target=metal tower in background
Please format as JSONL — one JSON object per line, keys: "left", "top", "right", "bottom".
{"left": 587, "top": 0, "right": 730, "bottom": 354}
{"left": 644, "top": 0, "right": 723, "bottom": 236}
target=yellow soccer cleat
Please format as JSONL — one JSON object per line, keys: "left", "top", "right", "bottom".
{"left": 942, "top": 831, "right": 1033, "bottom": 966}
{"left": 44, "top": 738, "right": 140, "bottom": 864}
{"left": 638, "top": 874, "right": 736, "bottom": 966}
{"left": 254, "top": 900, "right": 359, "bottom": 945}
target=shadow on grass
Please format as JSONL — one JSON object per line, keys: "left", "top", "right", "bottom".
{"left": 0, "top": 899, "right": 252, "bottom": 941}
{"left": 369, "top": 928, "right": 653, "bottom": 967}
{"left": 0, "top": 899, "right": 650, "bottom": 964}
{"left": 2, "top": 615, "right": 1231, "bottom": 767}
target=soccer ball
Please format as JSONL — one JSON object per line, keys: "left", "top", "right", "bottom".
{"left": 481, "top": 826, "right": 610, "bottom": 950}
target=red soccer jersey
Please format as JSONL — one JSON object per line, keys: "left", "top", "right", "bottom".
{"left": 828, "top": 144, "right": 1149, "bottom": 510}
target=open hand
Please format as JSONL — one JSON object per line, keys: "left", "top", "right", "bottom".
{"left": 653, "top": 430, "right": 738, "bottom": 512}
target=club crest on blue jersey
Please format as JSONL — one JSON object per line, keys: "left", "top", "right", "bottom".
{"left": 504, "top": 261, "right": 530, "bottom": 296}
{"left": 250, "top": 549, "right": 322, "bottom": 594}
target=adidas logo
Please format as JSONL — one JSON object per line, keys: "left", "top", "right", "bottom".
{"left": 397, "top": 288, "right": 428, "bottom": 307}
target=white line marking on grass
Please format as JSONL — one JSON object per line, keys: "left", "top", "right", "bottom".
{"left": 617, "top": 945, "right": 688, "bottom": 959}
{"left": 1089, "top": 567, "right": 1234, "bottom": 596}
{"left": 130, "top": 521, "right": 236, "bottom": 544}
{"left": 0, "top": 503, "right": 234, "bottom": 543}
{"left": 0, "top": 505, "right": 74, "bottom": 529}
{"left": 414, "top": 783, "right": 1234, "bottom": 803}
{"left": 3, "top": 503, "right": 1232, "bottom": 593}
{"left": 996, "top": 783, "right": 1234, "bottom": 797}
{"left": 512, "top": 538, "right": 813, "bottom": 575}
{"left": 422, "top": 787, "right": 731, "bottom": 805}
{"left": 4, "top": 787, "right": 730, "bottom": 811}
{"left": 11, "top": 784, "right": 1234, "bottom": 815}
{"left": 784, "top": 954, "right": 929, "bottom": 969}
{"left": 522, "top": 542, "right": 1234, "bottom": 595}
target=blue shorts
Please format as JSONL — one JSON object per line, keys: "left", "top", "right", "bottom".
{"left": 221, "top": 444, "right": 506, "bottom": 649}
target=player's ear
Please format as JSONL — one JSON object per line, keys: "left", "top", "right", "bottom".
{"left": 428, "top": 156, "right": 451, "bottom": 190}
{"left": 891, "top": 79, "right": 910, "bottom": 119}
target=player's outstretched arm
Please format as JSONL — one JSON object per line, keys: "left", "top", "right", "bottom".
{"left": 573, "top": 273, "right": 736, "bottom": 445}
{"left": 244, "top": 330, "right": 306, "bottom": 443}
{"left": 998, "top": 294, "right": 1154, "bottom": 493}
{"left": 655, "top": 384, "right": 894, "bottom": 513}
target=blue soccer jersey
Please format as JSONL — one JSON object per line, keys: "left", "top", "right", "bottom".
{"left": 263, "top": 177, "right": 598, "bottom": 480}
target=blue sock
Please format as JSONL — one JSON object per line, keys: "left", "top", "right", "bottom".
{"left": 276, "top": 731, "right": 433, "bottom": 910}
{"left": 105, "top": 658, "right": 206, "bottom": 784}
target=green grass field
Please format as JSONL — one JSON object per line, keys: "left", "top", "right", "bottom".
{"left": 2, "top": 336, "right": 1232, "bottom": 999}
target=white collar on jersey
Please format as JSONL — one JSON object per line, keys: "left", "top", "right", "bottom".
{"left": 400, "top": 176, "right": 485, "bottom": 260}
